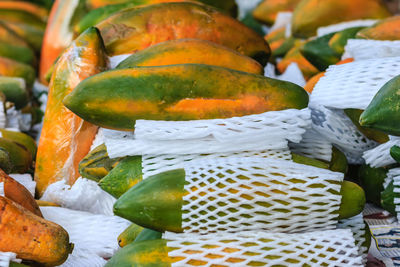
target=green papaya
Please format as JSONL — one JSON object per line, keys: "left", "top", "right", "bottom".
{"left": 0, "top": 138, "right": 31, "bottom": 173}
{"left": 63, "top": 64, "right": 309, "bottom": 130}
{"left": 0, "top": 129, "right": 37, "bottom": 160}
{"left": 0, "top": 148, "right": 12, "bottom": 174}
{"left": 391, "top": 145, "right": 400, "bottom": 163}
{"left": 360, "top": 75, "right": 400, "bottom": 136}
{"left": 345, "top": 109, "right": 389, "bottom": 143}
{"left": 358, "top": 164, "right": 388, "bottom": 206}
{"left": 291, "top": 153, "right": 330, "bottom": 169}
{"left": 338, "top": 181, "right": 366, "bottom": 220}
{"left": 0, "top": 40, "right": 36, "bottom": 66}
{"left": 0, "top": 57, "right": 36, "bottom": 90}
{"left": 329, "top": 27, "right": 365, "bottom": 55}
{"left": 381, "top": 180, "right": 399, "bottom": 216}
{"left": 240, "top": 12, "right": 265, "bottom": 36}
{"left": 0, "top": 77, "right": 28, "bottom": 109}
{"left": 0, "top": 21, "right": 44, "bottom": 53}
{"left": 99, "top": 156, "right": 142, "bottom": 198}
{"left": 134, "top": 228, "right": 162, "bottom": 242}
{"left": 118, "top": 223, "right": 144, "bottom": 247}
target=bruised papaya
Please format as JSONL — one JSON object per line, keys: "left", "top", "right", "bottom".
{"left": 0, "top": 57, "right": 36, "bottom": 89}
{"left": 116, "top": 39, "right": 264, "bottom": 75}
{"left": 63, "top": 64, "right": 309, "bottom": 130}
{"left": 291, "top": 0, "right": 391, "bottom": 38}
{"left": 357, "top": 16, "right": 400, "bottom": 40}
{"left": 0, "top": 129, "right": 37, "bottom": 160}
{"left": 118, "top": 223, "right": 144, "bottom": 247}
{"left": 253, "top": 0, "right": 301, "bottom": 26}
{"left": 0, "top": 138, "right": 31, "bottom": 173}
{"left": 0, "top": 77, "right": 28, "bottom": 109}
{"left": 97, "top": 2, "right": 270, "bottom": 65}
{"left": 35, "top": 27, "right": 108, "bottom": 196}
{"left": 0, "top": 195, "right": 73, "bottom": 266}
{"left": 360, "top": 75, "right": 400, "bottom": 136}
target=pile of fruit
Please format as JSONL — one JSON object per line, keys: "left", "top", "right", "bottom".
{"left": 1, "top": 0, "right": 400, "bottom": 266}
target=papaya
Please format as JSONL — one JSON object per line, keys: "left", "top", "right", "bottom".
{"left": 0, "top": 138, "right": 31, "bottom": 173}
{"left": 329, "top": 27, "right": 365, "bottom": 56}
{"left": 0, "top": 40, "right": 35, "bottom": 66}
{"left": 291, "top": 0, "right": 391, "bottom": 38}
{"left": 79, "top": 144, "right": 121, "bottom": 182}
{"left": 118, "top": 223, "right": 144, "bottom": 247}
{"left": 264, "top": 28, "right": 296, "bottom": 59}
{"left": 35, "top": 27, "right": 108, "bottom": 196}
{"left": 0, "top": 77, "right": 28, "bottom": 109}
{"left": 0, "top": 169, "right": 42, "bottom": 217}
{"left": 96, "top": 2, "right": 270, "bottom": 65}
{"left": 344, "top": 109, "right": 389, "bottom": 143}
{"left": 291, "top": 153, "right": 330, "bottom": 169}
{"left": 292, "top": 148, "right": 347, "bottom": 174}
{"left": 360, "top": 75, "right": 400, "bottom": 136}
{"left": 99, "top": 156, "right": 142, "bottom": 198}
{"left": 9, "top": 262, "right": 29, "bottom": 267}
{"left": 357, "top": 16, "right": 400, "bottom": 40}
{"left": 240, "top": 11, "right": 265, "bottom": 36}
{"left": 0, "top": 8, "right": 46, "bottom": 29}
{"left": 0, "top": 57, "right": 36, "bottom": 89}
{"left": 0, "top": 21, "right": 44, "bottom": 53}
{"left": 338, "top": 181, "right": 366, "bottom": 220}
{"left": 253, "top": 0, "right": 302, "bottom": 26}
{"left": 134, "top": 228, "right": 162, "bottom": 242}
{"left": 0, "top": 129, "right": 37, "bottom": 160}
{"left": 391, "top": 145, "right": 400, "bottom": 163}
{"left": 381, "top": 180, "right": 399, "bottom": 216}
{"left": 0, "top": 1, "right": 48, "bottom": 22}
{"left": 116, "top": 39, "right": 264, "bottom": 75}
{"left": 0, "top": 148, "right": 12, "bottom": 174}
{"left": 358, "top": 164, "right": 387, "bottom": 206}
{"left": 63, "top": 64, "right": 308, "bottom": 130}
{"left": 0, "top": 22, "right": 29, "bottom": 48}
{"left": 36, "top": 200, "right": 61, "bottom": 207}
{"left": 0, "top": 195, "right": 73, "bottom": 266}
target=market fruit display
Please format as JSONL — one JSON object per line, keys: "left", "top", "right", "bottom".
{"left": 253, "top": 0, "right": 301, "bottom": 26}
{"left": 357, "top": 15, "right": 400, "bottom": 40}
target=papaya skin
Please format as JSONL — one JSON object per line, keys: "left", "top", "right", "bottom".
{"left": 253, "top": 0, "right": 302, "bottom": 26}
{"left": 97, "top": 2, "right": 270, "bottom": 66}
{"left": 357, "top": 16, "right": 400, "bottom": 40}
{"left": 291, "top": 0, "right": 391, "bottom": 38}
{"left": 118, "top": 223, "right": 144, "bottom": 247}
{"left": 35, "top": 27, "right": 108, "bottom": 196}
{"left": 0, "top": 21, "right": 44, "bottom": 53}
{"left": 0, "top": 196, "right": 73, "bottom": 266}
{"left": 0, "top": 138, "right": 31, "bottom": 174}
{"left": 117, "top": 39, "right": 264, "bottom": 75}
{"left": 0, "top": 129, "right": 37, "bottom": 160}
{"left": 0, "top": 1, "right": 48, "bottom": 22}
{"left": 0, "top": 57, "right": 36, "bottom": 89}
{"left": 63, "top": 64, "right": 309, "bottom": 130}
{"left": 338, "top": 181, "right": 366, "bottom": 220}
{"left": 0, "top": 169, "right": 42, "bottom": 217}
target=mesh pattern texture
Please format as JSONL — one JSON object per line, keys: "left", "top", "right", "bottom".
{"left": 103, "top": 109, "right": 310, "bottom": 158}
{"left": 0, "top": 182, "right": 3, "bottom": 197}
{"left": 343, "top": 39, "right": 400, "bottom": 61}
{"left": 58, "top": 246, "right": 107, "bottom": 267}
{"left": 363, "top": 136, "right": 400, "bottom": 167}
{"left": 317, "top": 19, "right": 379, "bottom": 37}
{"left": 164, "top": 230, "right": 363, "bottom": 267}
{"left": 310, "top": 57, "right": 400, "bottom": 110}
{"left": 0, "top": 252, "right": 21, "bottom": 267}
{"left": 0, "top": 101, "right": 5, "bottom": 129}
{"left": 387, "top": 168, "right": 400, "bottom": 221}
{"left": 180, "top": 157, "right": 343, "bottom": 234}
{"left": 289, "top": 129, "right": 333, "bottom": 162}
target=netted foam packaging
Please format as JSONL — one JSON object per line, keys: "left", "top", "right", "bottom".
{"left": 338, "top": 214, "right": 368, "bottom": 265}
{"left": 265, "top": 62, "right": 306, "bottom": 87}
{"left": 363, "top": 136, "right": 400, "bottom": 168}
{"left": 0, "top": 101, "right": 5, "bottom": 129}
{"left": 310, "top": 105, "right": 377, "bottom": 164}
{"left": 316, "top": 19, "right": 379, "bottom": 37}
{"left": 163, "top": 230, "right": 363, "bottom": 266}
{"left": 386, "top": 168, "right": 400, "bottom": 221}
{"left": 58, "top": 246, "right": 106, "bottom": 267}
{"left": 41, "top": 206, "right": 130, "bottom": 259}
{"left": 0, "top": 182, "right": 3, "bottom": 197}
{"left": 40, "top": 177, "right": 116, "bottom": 216}
{"left": 0, "top": 252, "right": 21, "bottom": 267}
{"left": 343, "top": 39, "right": 400, "bottom": 61}
{"left": 289, "top": 129, "right": 333, "bottom": 162}
{"left": 8, "top": 174, "right": 35, "bottom": 197}
{"left": 177, "top": 157, "right": 343, "bottom": 234}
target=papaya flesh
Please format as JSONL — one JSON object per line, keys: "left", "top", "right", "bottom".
{"left": 357, "top": 16, "right": 400, "bottom": 40}
{"left": 253, "top": 0, "right": 302, "bottom": 26}
{"left": 96, "top": 2, "right": 270, "bottom": 66}
{"left": 0, "top": 57, "right": 36, "bottom": 89}
{"left": 291, "top": 0, "right": 391, "bottom": 38}
{"left": 35, "top": 27, "right": 108, "bottom": 196}
{"left": 116, "top": 39, "right": 264, "bottom": 75}
{"left": 118, "top": 223, "right": 144, "bottom": 247}
{"left": 63, "top": 64, "right": 309, "bottom": 130}
{"left": 0, "top": 195, "right": 73, "bottom": 266}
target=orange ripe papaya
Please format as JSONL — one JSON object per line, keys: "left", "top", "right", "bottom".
{"left": 97, "top": 2, "right": 270, "bottom": 66}
{"left": 0, "top": 1, "right": 48, "bottom": 22}
{"left": 35, "top": 27, "right": 108, "bottom": 196}
{"left": 292, "top": 0, "right": 391, "bottom": 38}
{"left": 357, "top": 16, "right": 400, "bottom": 40}
{"left": 253, "top": 0, "right": 302, "bottom": 26}
{"left": 0, "top": 195, "right": 73, "bottom": 266}
{"left": 117, "top": 39, "right": 264, "bottom": 74}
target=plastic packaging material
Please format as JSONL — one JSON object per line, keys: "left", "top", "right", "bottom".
{"left": 310, "top": 57, "right": 400, "bottom": 110}
{"left": 343, "top": 40, "right": 400, "bottom": 61}
{"left": 8, "top": 174, "right": 35, "bottom": 197}
{"left": 385, "top": 168, "right": 400, "bottom": 221}
{"left": 0, "top": 101, "right": 5, "bottom": 129}
{"left": 265, "top": 62, "right": 306, "bottom": 87}
{"left": 40, "top": 177, "right": 116, "bottom": 216}
{"left": 317, "top": 19, "right": 378, "bottom": 37}
{"left": 270, "top": 12, "right": 293, "bottom": 32}
{"left": 289, "top": 129, "right": 333, "bottom": 162}
{"left": 179, "top": 157, "right": 343, "bottom": 234}
{"left": 41, "top": 206, "right": 130, "bottom": 259}
{"left": 363, "top": 136, "right": 400, "bottom": 167}
{"left": 164, "top": 230, "right": 363, "bottom": 266}
{"left": 310, "top": 105, "right": 378, "bottom": 164}
{"left": 0, "top": 182, "right": 3, "bottom": 197}
{"left": 0, "top": 252, "right": 21, "bottom": 267}
{"left": 103, "top": 109, "right": 311, "bottom": 158}
{"left": 109, "top": 54, "right": 131, "bottom": 69}
{"left": 58, "top": 246, "right": 107, "bottom": 267}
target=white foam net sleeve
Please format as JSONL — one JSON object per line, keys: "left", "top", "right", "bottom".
{"left": 0, "top": 182, "right": 3, "bottom": 197}
{"left": 142, "top": 149, "right": 292, "bottom": 179}
{"left": 310, "top": 105, "right": 378, "bottom": 164}
{"left": 108, "top": 54, "right": 131, "bottom": 69}
{"left": 338, "top": 214, "right": 368, "bottom": 265}
{"left": 363, "top": 136, "right": 400, "bottom": 168}
{"left": 104, "top": 109, "right": 310, "bottom": 158}
{"left": 0, "top": 252, "right": 21, "bottom": 267}
{"left": 289, "top": 129, "right": 333, "bottom": 162}
{"left": 388, "top": 168, "right": 400, "bottom": 221}
{"left": 343, "top": 39, "right": 400, "bottom": 61}
{"left": 41, "top": 206, "right": 130, "bottom": 259}
{"left": 310, "top": 57, "right": 400, "bottom": 110}
{"left": 164, "top": 229, "right": 363, "bottom": 267}
{"left": 0, "top": 101, "right": 6, "bottom": 129}
{"left": 317, "top": 19, "right": 379, "bottom": 37}
{"left": 8, "top": 174, "right": 35, "bottom": 197}
{"left": 90, "top": 127, "right": 105, "bottom": 151}
{"left": 265, "top": 63, "right": 306, "bottom": 87}
{"left": 180, "top": 157, "right": 343, "bottom": 234}
{"left": 236, "top": 0, "right": 263, "bottom": 19}
{"left": 40, "top": 177, "right": 116, "bottom": 216}
{"left": 270, "top": 11, "right": 292, "bottom": 32}
{"left": 58, "top": 246, "right": 106, "bottom": 267}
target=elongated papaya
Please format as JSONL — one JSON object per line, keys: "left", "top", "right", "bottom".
{"left": 360, "top": 75, "right": 400, "bottom": 136}
{"left": 96, "top": 2, "right": 270, "bottom": 65}
{"left": 99, "top": 156, "right": 142, "bottom": 198}
{"left": 0, "top": 41, "right": 35, "bottom": 66}
{"left": 253, "top": 0, "right": 301, "bottom": 26}
{"left": 0, "top": 129, "right": 37, "bottom": 160}
{"left": 0, "top": 195, "right": 73, "bottom": 265}
{"left": 0, "top": 8, "right": 46, "bottom": 29}
{"left": 0, "top": 148, "right": 12, "bottom": 173}
{"left": 0, "top": 138, "right": 31, "bottom": 173}
{"left": 357, "top": 16, "right": 400, "bottom": 40}
{"left": 118, "top": 223, "right": 144, "bottom": 247}
{"left": 117, "top": 39, "right": 264, "bottom": 75}
{"left": 64, "top": 64, "right": 308, "bottom": 130}
{"left": 0, "top": 57, "right": 36, "bottom": 89}
{"left": 0, "top": 1, "right": 48, "bottom": 22}
{"left": 381, "top": 180, "right": 399, "bottom": 216}
{"left": 0, "top": 21, "right": 44, "bottom": 53}
{"left": 0, "top": 22, "right": 29, "bottom": 48}
{"left": 265, "top": 28, "right": 296, "bottom": 59}
{"left": 134, "top": 228, "right": 162, "bottom": 242}
{"left": 338, "top": 181, "right": 366, "bottom": 220}
{"left": 391, "top": 145, "right": 400, "bottom": 163}
{"left": 291, "top": 0, "right": 391, "bottom": 38}
{"left": 35, "top": 27, "right": 108, "bottom": 196}
{"left": 359, "top": 164, "right": 388, "bottom": 206}
{"left": 0, "top": 77, "right": 28, "bottom": 109}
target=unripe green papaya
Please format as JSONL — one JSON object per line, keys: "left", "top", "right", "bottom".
{"left": 381, "top": 180, "right": 399, "bottom": 216}
{"left": 0, "top": 77, "right": 28, "bottom": 109}
{"left": 358, "top": 164, "right": 388, "bottom": 206}
{"left": 391, "top": 145, "right": 400, "bottom": 163}
{"left": 338, "top": 181, "right": 366, "bottom": 220}
{"left": 134, "top": 228, "right": 162, "bottom": 242}
{"left": 118, "top": 223, "right": 144, "bottom": 247}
